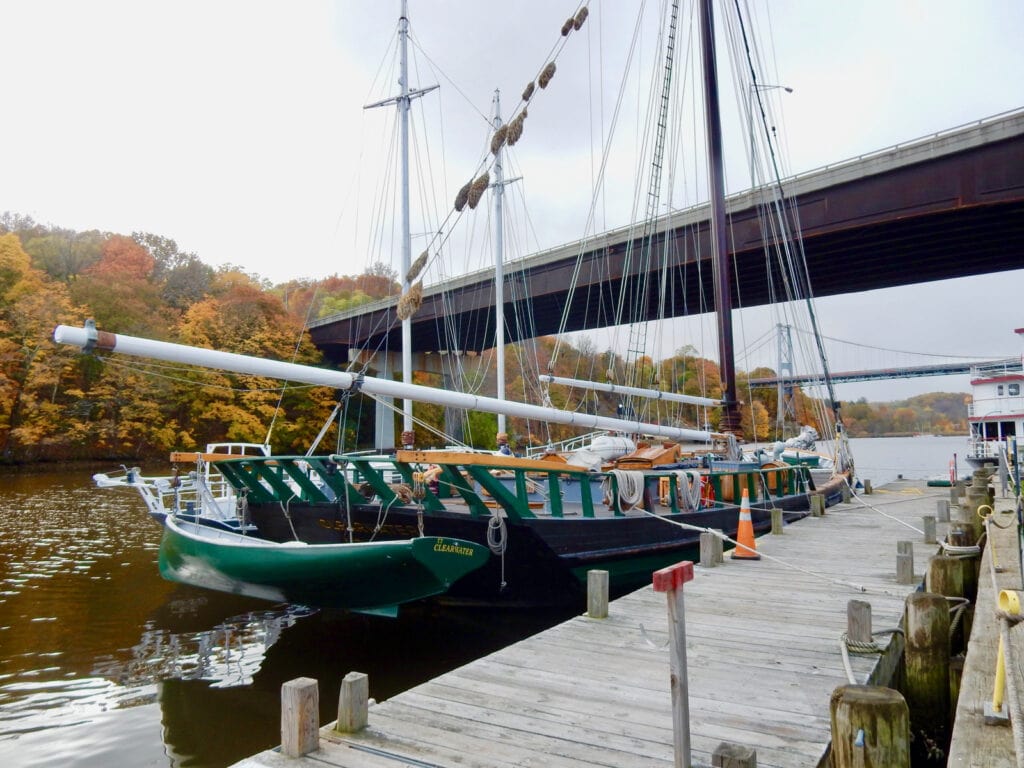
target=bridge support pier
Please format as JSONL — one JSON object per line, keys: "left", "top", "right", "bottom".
{"left": 349, "top": 349, "right": 476, "bottom": 450}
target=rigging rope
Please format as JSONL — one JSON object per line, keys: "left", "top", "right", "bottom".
{"left": 637, "top": 506, "right": 911, "bottom": 598}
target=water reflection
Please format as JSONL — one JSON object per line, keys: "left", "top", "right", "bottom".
{"left": 105, "top": 604, "right": 317, "bottom": 691}
{"left": 0, "top": 471, "right": 573, "bottom": 767}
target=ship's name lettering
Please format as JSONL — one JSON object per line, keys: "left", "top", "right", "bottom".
{"left": 433, "top": 540, "right": 476, "bottom": 557}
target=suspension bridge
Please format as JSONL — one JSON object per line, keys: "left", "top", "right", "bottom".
{"left": 738, "top": 324, "right": 1011, "bottom": 388}
{"left": 747, "top": 360, "right": 1000, "bottom": 387}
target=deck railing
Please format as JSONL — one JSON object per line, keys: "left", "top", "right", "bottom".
{"left": 211, "top": 455, "right": 815, "bottom": 523}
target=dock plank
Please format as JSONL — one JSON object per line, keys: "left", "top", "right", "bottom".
{"left": 233, "top": 482, "right": 1017, "bottom": 768}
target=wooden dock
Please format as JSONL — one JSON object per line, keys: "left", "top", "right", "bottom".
{"left": 233, "top": 480, "right": 1017, "bottom": 768}
{"left": 947, "top": 485, "right": 1023, "bottom": 767}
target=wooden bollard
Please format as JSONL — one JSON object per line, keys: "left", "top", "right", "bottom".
{"left": 847, "top": 599, "right": 872, "bottom": 645}
{"left": 700, "top": 531, "right": 718, "bottom": 568}
{"left": 811, "top": 493, "right": 825, "bottom": 517}
{"left": 926, "top": 555, "right": 964, "bottom": 599}
{"left": 928, "top": 555, "right": 970, "bottom": 654}
{"left": 829, "top": 685, "right": 910, "bottom": 767}
{"left": 701, "top": 530, "right": 725, "bottom": 564}
{"left": 863, "top": 479, "right": 873, "bottom": 494}
{"left": 841, "top": 484, "right": 852, "bottom": 503}
{"left": 936, "top": 499, "right": 950, "bottom": 522}
{"left": 281, "top": 677, "right": 320, "bottom": 757}
{"left": 587, "top": 569, "right": 609, "bottom": 618}
{"left": 949, "top": 483, "right": 960, "bottom": 506}
{"left": 712, "top": 741, "right": 757, "bottom": 767}
{"left": 770, "top": 507, "right": 784, "bottom": 535}
{"left": 922, "top": 515, "right": 936, "bottom": 544}
{"left": 948, "top": 522, "right": 975, "bottom": 547}
{"left": 904, "top": 593, "right": 951, "bottom": 736}
{"left": 653, "top": 561, "right": 695, "bottom": 768}
{"left": 335, "top": 671, "right": 369, "bottom": 733}
{"left": 947, "top": 523, "right": 980, "bottom": 600}
{"left": 896, "top": 541, "right": 915, "bottom": 585}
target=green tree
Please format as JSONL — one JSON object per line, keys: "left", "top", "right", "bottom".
{"left": 22, "top": 228, "right": 104, "bottom": 282}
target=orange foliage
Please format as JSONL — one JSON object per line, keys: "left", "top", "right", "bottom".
{"left": 85, "top": 235, "right": 156, "bottom": 280}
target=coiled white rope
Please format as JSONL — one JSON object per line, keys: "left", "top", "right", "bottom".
{"left": 487, "top": 512, "right": 508, "bottom": 590}
{"left": 603, "top": 469, "right": 645, "bottom": 508}
{"left": 486, "top": 512, "right": 507, "bottom": 555}
{"left": 673, "top": 470, "right": 702, "bottom": 512}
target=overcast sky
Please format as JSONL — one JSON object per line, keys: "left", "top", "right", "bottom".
{"left": 3, "top": 1, "right": 1022, "bottom": 402}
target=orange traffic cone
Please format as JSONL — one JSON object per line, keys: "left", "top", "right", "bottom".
{"left": 730, "top": 488, "right": 761, "bottom": 560}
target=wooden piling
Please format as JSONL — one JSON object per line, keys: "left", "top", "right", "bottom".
{"left": 712, "top": 741, "right": 757, "bottom": 767}
{"left": 829, "top": 685, "right": 910, "bottom": 768}
{"left": 896, "top": 541, "right": 915, "bottom": 585}
{"left": 936, "top": 499, "right": 950, "bottom": 522}
{"left": 922, "top": 515, "right": 936, "bottom": 544}
{"left": 281, "top": 677, "right": 320, "bottom": 758}
{"left": 587, "top": 569, "right": 609, "bottom": 618}
{"left": 841, "top": 484, "right": 852, "bottom": 503}
{"left": 926, "top": 555, "right": 964, "bottom": 599}
{"left": 811, "top": 493, "right": 825, "bottom": 517}
{"left": 949, "top": 655, "right": 964, "bottom": 718}
{"left": 770, "top": 507, "right": 784, "bottom": 535}
{"left": 947, "top": 523, "right": 980, "bottom": 601}
{"left": 700, "top": 532, "right": 718, "bottom": 568}
{"left": 948, "top": 522, "right": 975, "bottom": 547}
{"left": 904, "top": 593, "right": 951, "bottom": 737}
{"left": 335, "top": 671, "right": 369, "bottom": 734}
{"left": 864, "top": 479, "right": 873, "bottom": 494}
{"left": 847, "top": 599, "right": 872, "bottom": 644}
{"left": 701, "top": 529, "right": 724, "bottom": 565}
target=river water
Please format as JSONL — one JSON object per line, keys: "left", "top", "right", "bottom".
{"left": 0, "top": 436, "right": 968, "bottom": 766}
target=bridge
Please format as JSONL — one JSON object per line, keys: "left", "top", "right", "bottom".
{"left": 309, "top": 109, "right": 1024, "bottom": 364}
{"left": 747, "top": 360, "right": 1006, "bottom": 388}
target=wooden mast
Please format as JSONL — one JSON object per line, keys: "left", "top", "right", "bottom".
{"left": 699, "top": 0, "right": 741, "bottom": 434}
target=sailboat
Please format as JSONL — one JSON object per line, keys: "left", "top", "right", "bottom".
{"left": 63, "top": 1, "right": 853, "bottom": 610}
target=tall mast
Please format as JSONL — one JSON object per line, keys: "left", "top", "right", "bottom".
{"left": 398, "top": 0, "right": 413, "bottom": 438}
{"left": 698, "top": 0, "right": 741, "bottom": 434}
{"left": 493, "top": 90, "right": 507, "bottom": 435}
{"left": 364, "top": 0, "right": 437, "bottom": 445}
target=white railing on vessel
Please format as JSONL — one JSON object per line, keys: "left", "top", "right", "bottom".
{"left": 970, "top": 357, "right": 1024, "bottom": 378}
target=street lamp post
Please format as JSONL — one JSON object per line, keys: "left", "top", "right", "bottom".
{"left": 748, "top": 83, "right": 793, "bottom": 187}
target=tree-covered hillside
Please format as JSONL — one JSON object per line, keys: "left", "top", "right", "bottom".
{"left": 0, "top": 214, "right": 969, "bottom": 466}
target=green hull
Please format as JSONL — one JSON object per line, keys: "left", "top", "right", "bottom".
{"left": 158, "top": 518, "right": 490, "bottom": 613}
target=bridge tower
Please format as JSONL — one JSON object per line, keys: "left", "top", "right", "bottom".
{"left": 776, "top": 324, "right": 797, "bottom": 435}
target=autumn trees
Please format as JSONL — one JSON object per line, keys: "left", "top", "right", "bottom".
{"left": 0, "top": 219, "right": 363, "bottom": 464}
{"left": 0, "top": 215, "right": 968, "bottom": 465}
